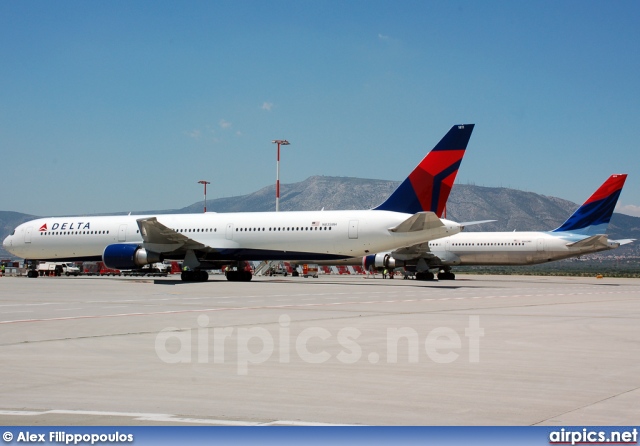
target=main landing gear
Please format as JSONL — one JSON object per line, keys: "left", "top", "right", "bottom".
{"left": 181, "top": 270, "right": 209, "bottom": 282}
{"left": 225, "top": 270, "right": 253, "bottom": 282}
{"left": 437, "top": 270, "right": 456, "bottom": 280}
{"left": 224, "top": 261, "right": 253, "bottom": 282}
{"left": 415, "top": 271, "right": 435, "bottom": 281}
{"left": 414, "top": 269, "right": 456, "bottom": 281}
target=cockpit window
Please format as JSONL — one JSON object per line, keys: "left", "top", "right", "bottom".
{"left": 10, "top": 229, "right": 15, "bottom": 236}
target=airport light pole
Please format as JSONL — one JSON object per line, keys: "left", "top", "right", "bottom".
{"left": 272, "top": 139, "right": 290, "bottom": 212}
{"left": 198, "top": 180, "right": 210, "bottom": 213}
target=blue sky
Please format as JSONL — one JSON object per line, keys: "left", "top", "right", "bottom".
{"left": 1, "top": 0, "right": 639, "bottom": 217}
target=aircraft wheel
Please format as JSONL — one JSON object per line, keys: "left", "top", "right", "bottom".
{"left": 416, "top": 271, "right": 435, "bottom": 281}
{"left": 437, "top": 272, "right": 456, "bottom": 280}
{"left": 225, "top": 270, "right": 252, "bottom": 282}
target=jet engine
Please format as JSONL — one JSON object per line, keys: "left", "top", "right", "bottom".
{"left": 363, "top": 253, "right": 397, "bottom": 270}
{"left": 103, "top": 244, "right": 162, "bottom": 270}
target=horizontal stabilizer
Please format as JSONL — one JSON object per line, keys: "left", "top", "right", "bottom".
{"left": 614, "top": 238, "right": 636, "bottom": 246}
{"left": 565, "top": 234, "right": 609, "bottom": 249}
{"left": 389, "top": 212, "right": 443, "bottom": 233}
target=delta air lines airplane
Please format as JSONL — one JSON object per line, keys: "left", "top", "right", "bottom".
{"left": 362, "top": 174, "right": 634, "bottom": 280}
{"left": 3, "top": 124, "right": 475, "bottom": 282}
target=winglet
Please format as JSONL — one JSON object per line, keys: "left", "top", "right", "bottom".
{"left": 552, "top": 174, "right": 627, "bottom": 235}
{"left": 373, "top": 124, "right": 474, "bottom": 216}
{"left": 459, "top": 219, "right": 497, "bottom": 230}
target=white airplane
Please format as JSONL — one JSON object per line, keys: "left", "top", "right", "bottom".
{"left": 362, "top": 174, "right": 634, "bottom": 280}
{"left": 3, "top": 124, "right": 475, "bottom": 282}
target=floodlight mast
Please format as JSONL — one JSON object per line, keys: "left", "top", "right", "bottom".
{"left": 271, "top": 139, "right": 290, "bottom": 212}
{"left": 197, "top": 180, "right": 211, "bottom": 213}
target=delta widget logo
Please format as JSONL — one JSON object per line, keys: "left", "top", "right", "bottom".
{"left": 38, "top": 221, "right": 92, "bottom": 231}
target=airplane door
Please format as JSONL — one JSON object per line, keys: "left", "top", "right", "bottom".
{"left": 118, "top": 225, "right": 127, "bottom": 242}
{"left": 24, "top": 227, "right": 33, "bottom": 244}
{"left": 226, "top": 223, "right": 234, "bottom": 240}
{"left": 348, "top": 220, "right": 358, "bottom": 239}
{"left": 536, "top": 239, "right": 544, "bottom": 252}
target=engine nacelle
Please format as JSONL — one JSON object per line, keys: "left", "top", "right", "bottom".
{"left": 363, "top": 253, "right": 396, "bottom": 270}
{"left": 103, "top": 244, "right": 162, "bottom": 270}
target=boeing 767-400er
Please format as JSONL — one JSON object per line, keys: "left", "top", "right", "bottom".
{"left": 3, "top": 124, "right": 475, "bottom": 282}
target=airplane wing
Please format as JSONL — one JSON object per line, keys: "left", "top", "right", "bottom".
{"left": 386, "top": 219, "right": 495, "bottom": 261}
{"left": 389, "top": 212, "right": 443, "bottom": 233}
{"left": 137, "top": 217, "right": 206, "bottom": 252}
{"left": 389, "top": 242, "right": 439, "bottom": 261}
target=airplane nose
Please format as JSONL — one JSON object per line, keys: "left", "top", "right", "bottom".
{"left": 2, "top": 235, "right": 10, "bottom": 250}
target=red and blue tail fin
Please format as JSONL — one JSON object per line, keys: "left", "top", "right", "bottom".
{"left": 552, "top": 174, "right": 627, "bottom": 235}
{"left": 373, "top": 124, "right": 474, "bottom": 216}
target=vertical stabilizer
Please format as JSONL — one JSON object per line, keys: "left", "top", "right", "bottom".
{"left": 373, "top": 124, "right": 474, "bottom": 216}
{"left": 552, "top": 174, "right": 627, "bottom": 235}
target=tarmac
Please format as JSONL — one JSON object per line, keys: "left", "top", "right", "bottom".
{"left": 0, "top": 273, "right": 638, "bottom": 426}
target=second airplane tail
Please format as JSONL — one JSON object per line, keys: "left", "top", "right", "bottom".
{"left": 373, "top": 124, "right": 474, "bottom": 216}
{"left": 552, "top": 174, "right": 627, "bottom": 236}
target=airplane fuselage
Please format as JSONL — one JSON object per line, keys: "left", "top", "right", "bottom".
{"left": 422, "top": 231, "right": 618, "bottom": 266}
{"left": 3, "top": 210, "right": 462, "bottom": 262}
